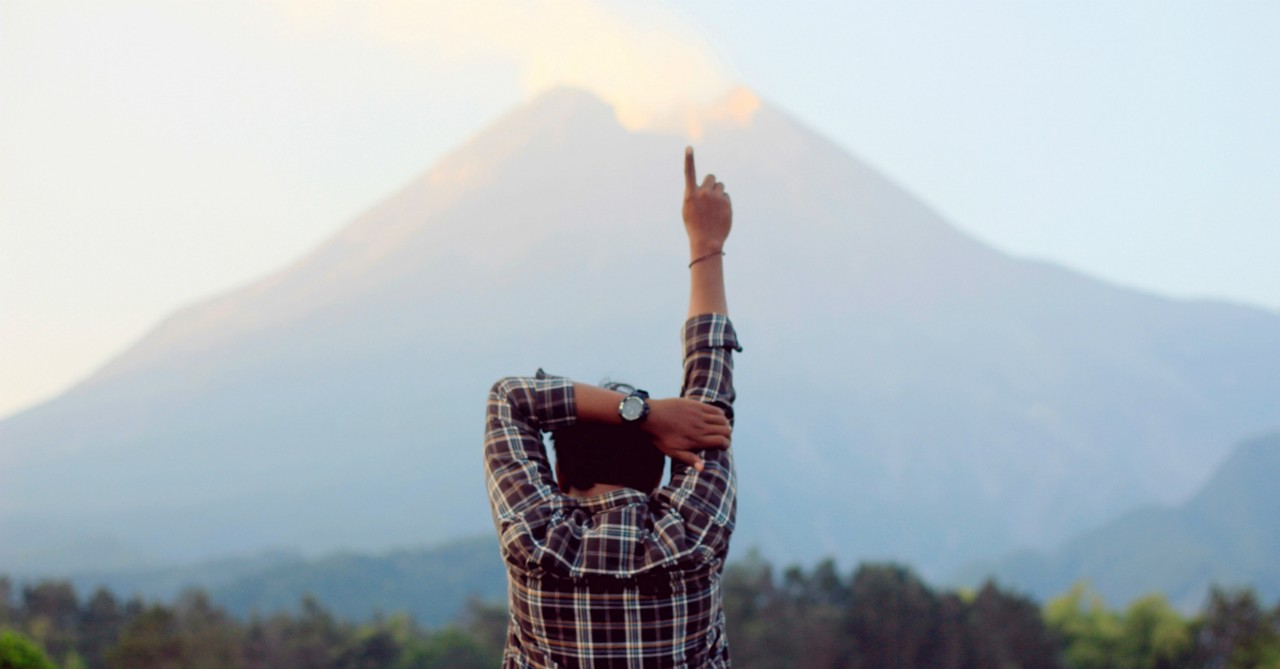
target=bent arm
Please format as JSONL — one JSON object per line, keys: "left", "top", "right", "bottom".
{"left": 484, "top": 372, "right": 728, "bottom": 576}
{"left": 486, "top": 373, "right": 614, "bottom": 575}
{"left": 484, "top": 374, "right": 576, "bottom": 525}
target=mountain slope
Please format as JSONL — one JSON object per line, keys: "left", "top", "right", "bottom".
{"left": 2, "top": 87, "right": 1278, "bottom": 578}
{"left": 962, "top": 431, "right": 1280, "bottom": 610}
{"left": 210, "top": 537, "right": 505, "bottom": 626}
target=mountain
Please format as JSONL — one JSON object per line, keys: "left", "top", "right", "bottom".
{"left": 959, "top": 431, "right": 1280, "bottom": 611}
{"left": 2, "top": 86, "right": 1279, "bottom": 579}
{"left": 47, "top": 550, "right": 304, "bottom": 606}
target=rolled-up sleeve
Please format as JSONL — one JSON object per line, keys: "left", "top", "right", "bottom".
{"left": 652, "top": 313, "right": 741, "bottom": 562}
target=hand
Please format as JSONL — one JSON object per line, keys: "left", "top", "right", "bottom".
{"left": 642, "top": 397, "right": 732, "bottom": 472}
{"left": 682, "top": 147, "right": 732, "bottom": 257}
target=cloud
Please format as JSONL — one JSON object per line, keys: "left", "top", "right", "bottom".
{"left": 275, "top": 0, "right": 735, "bottom": 130}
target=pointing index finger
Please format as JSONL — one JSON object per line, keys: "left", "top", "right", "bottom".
{"left": 684, "top": 146, "right": 697, "bottom": 193}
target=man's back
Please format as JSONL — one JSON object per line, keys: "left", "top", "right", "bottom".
{"left": 483, "top": 148, "right": 739, "bottom": 667}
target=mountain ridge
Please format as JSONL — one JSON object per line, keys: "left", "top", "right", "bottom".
{"left": 3, "top": 86, "right": 1278, "bottom": 581}
{"left": 959, "top": 430, "right": 1280, "bottom": 611}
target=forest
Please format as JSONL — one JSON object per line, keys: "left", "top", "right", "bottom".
{"left": 3, "top": 554, "right": 1279, "bottom": 669}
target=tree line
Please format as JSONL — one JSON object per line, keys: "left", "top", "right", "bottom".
{"left": 722, "top": 552, "right": 1280, "bottom": 668}
{"left": 3, "top": 558, "right": 1279, "bottom": 669}
{"left": 0, "top": 576, "right": 501, "bottom": 669}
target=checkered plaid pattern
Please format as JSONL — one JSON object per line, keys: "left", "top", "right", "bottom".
{"left": 484, "top": 314, "right": 741, "bottom": 668}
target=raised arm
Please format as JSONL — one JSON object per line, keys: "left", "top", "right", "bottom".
{"left": 485, "top": 147, "right": 740, "bottom": 577}
{"left": 679, "top": 146, "right": 736, "bottom": 415}
{"left": 647, "top": 147, "right": 741, "bottom": 560}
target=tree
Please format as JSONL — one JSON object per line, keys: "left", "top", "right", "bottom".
{"left": 781, "top": 560, "right": 850, "bottom": 668}
{"left": 723, "top": 549, "right": 790, "bottom": 668}
{"left": 933, "top": 593, "right": 975, "bottom": 669}
{"left": 1115, "top": 594, "right": 1191, "bottom": 669}
{"left": 78, "top": 588, "right": 125, "bottom": 669}
{"left": 1193, "top": 587, "right": 1280, "bottom": 669}
{"left": 0, "top": 577, "right": 15, "bottom": 627}
{"left": 286, "top": 595, "right": 345, "bottom": 669}
{"left": 0, "top": 629, "right": 57, "bottom": 669}
{"left": 969, "top": 580, "right": 1061, "bottom": 669}
{"left": 1045, "top": 582, "right": 1123, "bottom": 669}
{"left": 105, "top": 605, "right": 183, "bottom": 669}
{"left": 21, "top": 581, "right": 80, "bottom": 663}
{"left": 398, "top": 629, "right": 492, "bottom": 669}
{"left": 846, "top": 563, "right": 941, "bottom": 669}
{"left": 332, "top": 629, "right": 399, "bottom": 669}
{"left": 456, "top": 598, "right": 507, "bottom": 662}
{"left": 173, "top": 589, "right": 241, "bottom": 669}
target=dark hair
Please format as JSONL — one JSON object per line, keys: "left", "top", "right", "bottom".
{"left": 551, "top": 420, "right": 665, "bottom": 494}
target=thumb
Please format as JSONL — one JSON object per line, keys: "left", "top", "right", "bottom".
{"left": 672, "top": 451, "right": 705, "bottom": 472}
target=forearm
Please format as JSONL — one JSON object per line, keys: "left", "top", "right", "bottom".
{"left": 687, "top": 250, "right": 728, "bottom": 319}
{"left": 572, "top": 383, "right": 626, "bottom": 425}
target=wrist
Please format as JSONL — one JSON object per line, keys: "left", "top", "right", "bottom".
{"left": 639, "top": 398, "right": 667, "bottom": 435}
{"left": 688, "top": 241, "right": 725, "bottom": 259}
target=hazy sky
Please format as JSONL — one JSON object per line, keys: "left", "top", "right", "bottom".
{"left": 2, "top": 1, "right": 1278, "bottom": 419}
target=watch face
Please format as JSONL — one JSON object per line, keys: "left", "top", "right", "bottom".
{"left": 620, "top": 396, "right": 644, "bottom": 421}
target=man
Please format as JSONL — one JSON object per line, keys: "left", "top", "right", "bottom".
{"left": 484, "top": 146, "right": 741, "bottom": 668}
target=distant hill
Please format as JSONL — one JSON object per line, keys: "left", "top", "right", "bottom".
{"left": 959, "top": 431, "right": 1280, "bottom": 611}
{"left": 210, "top": 536, "right": 505, "bottom": 627}
{"left": 14, "top": 537, "right": 506, "bottom": 628}
{"left": 3, "top": 86, "right": 1279, "bottom": 579}
{"left": 57, "top": 549, "right": 302, "bottom": 604}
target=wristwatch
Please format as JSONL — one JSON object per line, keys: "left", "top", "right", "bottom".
{"left": 618, "top": 388, "right": 651, "bottom": 424}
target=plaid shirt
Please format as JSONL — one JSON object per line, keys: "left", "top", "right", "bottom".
{"left": 484, "top": 314, "right": 741, "bottom": 668}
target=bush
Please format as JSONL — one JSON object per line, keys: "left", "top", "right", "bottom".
{"left": 0, "top": 629, "right": 57, "bottom": 669}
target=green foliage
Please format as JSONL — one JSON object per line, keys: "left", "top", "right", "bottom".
{"left": 106, "top": 605, "right": 184, "bottom": 669}
{"left": 78, "top": 589, "right": 124, "bottom": 669}
{"left": 21, "top": 581, "right": 79, "bottom": 664}
{"left": 1192, "top": 587, "right": 1280, "bottom": 669}
{"left": 61, "top": 651, "right": 87, "bottom": 669}
{"left": 1045, "top": 583, "right": 1199, "bottom": 669}
{"left": 0, "top": 629, "right": 57, "bottom": 669}
{"left": 1117, "top": 594, "right": 1191, "bottom": 669}
{"left": 1045, "top": 583, "right": 1124, "bottom": 669}
{"left": 397, "top": 628, "right": 496, "bottom": 669}
{"left": 1042, "top": 582, "right": 1280, "bottom": 669}
{"left": 725, "top": 553, "right": 1063, "bottom": 668}
{"left": 0, "top": 578, "right": 14, "bottom": 628}
{"left": 3, "top": 563, "right": 1280, "bottom": 669}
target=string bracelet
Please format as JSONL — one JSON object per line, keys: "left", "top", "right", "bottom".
{"left": 688, "top": 251, "right": 725, "bottom": 268}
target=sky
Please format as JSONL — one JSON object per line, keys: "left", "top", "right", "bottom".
{"left": 2, "top": 0, "right": 1278, "bottom": 420}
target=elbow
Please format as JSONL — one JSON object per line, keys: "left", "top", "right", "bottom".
{"left": 490, "top": 376, "right": 522, "bottom": 401}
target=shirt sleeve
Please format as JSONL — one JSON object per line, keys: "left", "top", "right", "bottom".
{"left": 650, "top": 313, "right": 742, "bottom": 562}
{"left": 484, "top": 372, "right": 582, "bottom": 573}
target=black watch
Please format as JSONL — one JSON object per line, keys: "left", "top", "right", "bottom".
{"left": 618, "top": 389, "right": 651, "bottom": 424}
